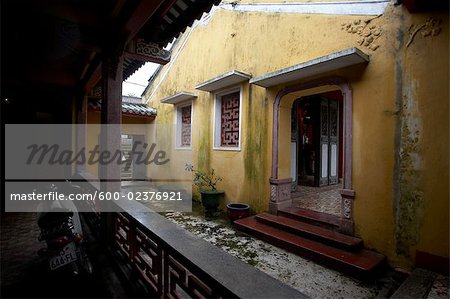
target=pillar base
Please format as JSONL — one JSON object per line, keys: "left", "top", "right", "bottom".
{"left": 269, "top": 177, "right": 292, "bottom": 215}
{"left": 338, "top": 218, "right": 354, "bottom": 235}
{"left": 269, "top": 200, "right": 293, "bottom": 215}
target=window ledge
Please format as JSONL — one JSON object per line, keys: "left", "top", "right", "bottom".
{"left": 161, "top": 92, "right": 197, "bottom": 104}
{"left": 213, "top": 146, "right": 241, "bottom": 152}
{"left": 250, "top": 47, "right": 369, "bottom": 88}
{"left": 195, "top": 70, "right": 251, "bottom": 92}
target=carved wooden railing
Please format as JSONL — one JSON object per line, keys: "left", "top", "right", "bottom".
{"left": 114, "top": 212, "right": 237, "bottom": 298}
{"left": 73, "top": 172, "right": 306, "bottom": 298}
{"left": 112, "top": 211, "right": 307, "bottom": 299}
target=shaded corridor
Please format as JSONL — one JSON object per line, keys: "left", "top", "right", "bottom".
{"left": 0, "top": 213, "right": 128, "bottom": 299}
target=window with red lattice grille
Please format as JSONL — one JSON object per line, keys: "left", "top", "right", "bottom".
{"left": 181, "top": 105, "right": 191, "bottom": 147}
{"left": 176, "top": 103, "right": 192, "bottom": 148}
{"left": 220, "top": 91, "right": 240, "bottom": 147}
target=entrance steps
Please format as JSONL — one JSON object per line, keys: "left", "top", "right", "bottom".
{"left": 234, "top": 209, "right": 386, "bottom": 277}
{"left": 278, "top": 207, "right": 341, "bottom": 231}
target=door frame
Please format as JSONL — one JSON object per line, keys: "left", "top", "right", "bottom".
{"left": 269, "top": 76, "right": 355, "bottom": 235}
{"left": 292, "top": 96, "right": 340, "bottom": 188}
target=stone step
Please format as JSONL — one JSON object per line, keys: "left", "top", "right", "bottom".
{"left": 234, "top": 216, "right": 385, "bottom": 277}
{"left": 255, "top": 213, "right": 363, "bottom": 251}
{"left": 278, "top": 207, "right": 341, "bottom": 231}
{"left": 390, "top": 268, "right": 437, "bottom": 299}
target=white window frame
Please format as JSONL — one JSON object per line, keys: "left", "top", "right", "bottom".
{"left": 213, "top": 86, "right": 242, "bottom": 151}
{"left": 175, "top": 101, "right": 193, "bottom": 150}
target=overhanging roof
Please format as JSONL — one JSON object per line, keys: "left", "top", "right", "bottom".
{"left": 195, "top": 70, "right": 252, "bottom": 92}
{"left": 1, "top": 0, "right": 220, "bottom": 100}
{"left": 89, "top": 98, "right": 156, "bottom": 118}
{"left": 250, "top": 48, "right": 369, "bottom": 88}
{"left": 161, "top": 92, "right": 197, "bottom": 104}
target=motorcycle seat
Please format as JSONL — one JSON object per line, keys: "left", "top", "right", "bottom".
{"left": 37, "top": 208, "right": 74, "bottom": 228}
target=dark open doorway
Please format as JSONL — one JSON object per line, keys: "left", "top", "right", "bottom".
{"left": 291, "top": 91, "right": 343, "bottom": 216}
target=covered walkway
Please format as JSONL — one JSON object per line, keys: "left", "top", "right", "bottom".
{"left": 0, "top": 212, "right": 129, "bottom": 298}
{"left": 1, "top": 208, "right": 307, "bottom": 298}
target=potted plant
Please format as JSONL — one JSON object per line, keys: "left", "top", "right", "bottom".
{"left": 185, "top": 163, "right": 224, "bottom": 219}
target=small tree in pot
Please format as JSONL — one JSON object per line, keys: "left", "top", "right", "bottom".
{"left": 185, "top": 163, "right": 224, "bottom": 219}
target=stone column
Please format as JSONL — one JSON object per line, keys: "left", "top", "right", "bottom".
{"left": 76, "top": 95, "right": 88, "bottom": 173}
{"left": 99, "top": 49, "right": 123, "bottom": 244}
{"left": 100, "top": 52, "right": 123, "bottom": 193}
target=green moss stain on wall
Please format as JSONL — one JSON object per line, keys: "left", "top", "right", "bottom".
{"left": 197, "top": 96, "right": 212, "bottom": 172}
{"left": 393, "top": 14, "right": 426, "bottom": 258}
{"left": 244, "top": 86, "right": 269, "bottom": 213}
{"left": 395, "top": 91, "right": 424, "bottom": 256}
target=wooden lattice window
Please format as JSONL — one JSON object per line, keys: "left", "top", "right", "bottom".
{"left": 176, "top": 103, "right": 192, "bottom": 149}
{"left": 220, "top": 91, "right": 240, "bottom": 147}
{"left": 181, "top": 105, "right": 191, "bottom": 147}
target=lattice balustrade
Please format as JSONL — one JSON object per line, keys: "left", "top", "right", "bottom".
{"left": 165, "top": 254, "right": 214, "bottom": 299}
{"left": 113, "top": 213, "right": 236, "bottom": 298}
{"left": 134, "top": 228, "right": 163, "bottom": 294}
{"left": 114, "top": 213, "right": 131, "bottom": 258}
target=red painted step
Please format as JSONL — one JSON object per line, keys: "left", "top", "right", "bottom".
{"left": 255, "top": 213, "right": 363, "bottom": 251}
{"left": 278, "top": 207, "right": 341, "bottom": 230}
{"left": 234, "top": 216, "right": 385, "bottom": 276}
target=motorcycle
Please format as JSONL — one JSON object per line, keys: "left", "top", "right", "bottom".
{"left": 36, "top": 182, "right": 93, "bottom": 276}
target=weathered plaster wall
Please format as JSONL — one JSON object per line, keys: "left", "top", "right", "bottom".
{"left": 390, "top": 10, "right": 449, "bottom": 267}
{"left": 143, "top": 2, "right": 449, "bottom": 268}
{"left": 145, "top": 7, "right": 391, "bottom": 212}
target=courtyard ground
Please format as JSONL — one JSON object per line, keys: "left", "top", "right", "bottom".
{"left": 161, "top": 208, "right": 449, "bottom": 299}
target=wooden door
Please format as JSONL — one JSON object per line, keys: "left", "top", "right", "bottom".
{"left": 319, "top": 99, "right": 329, "bottom": 186}
{"left": 328, "top": 101, "right": 339, "bottom": 185}
{"left": 291, "top": 102, "right": 299, "bottom": 191}
{"left": 318, "top": 98, "right": 339, "bottom": 186}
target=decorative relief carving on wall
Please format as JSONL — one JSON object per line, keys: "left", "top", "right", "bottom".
{"left": 342, "top": 198, "right": 352, "bottom": 219}
{"left": 406, "top": 18, "right": 442, "bottom": 48}
{"left": 291, "top": 181, "right": 297, "bottom": 192}
{"left": 269, "top": 179, "right": 292, "bottom": 203}
{"left": 341, "top": 19, "right": 382, "bottom": 51}
{"left": 270, "top": 185, "right": 277, "bottom": 202}
{"left": 280, "top": 183, "right": 291, "bottom": 201}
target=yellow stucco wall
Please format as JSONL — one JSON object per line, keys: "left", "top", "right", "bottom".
{"left": 396, "top": 11, "right": 449, "bottom": 265}
{"left": 143, "top": 2, "right": 449, "bottom": 268}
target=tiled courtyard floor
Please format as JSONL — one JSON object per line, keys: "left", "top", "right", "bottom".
{"left": 292, "top": 184, "right": 342, "bottom": 216}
